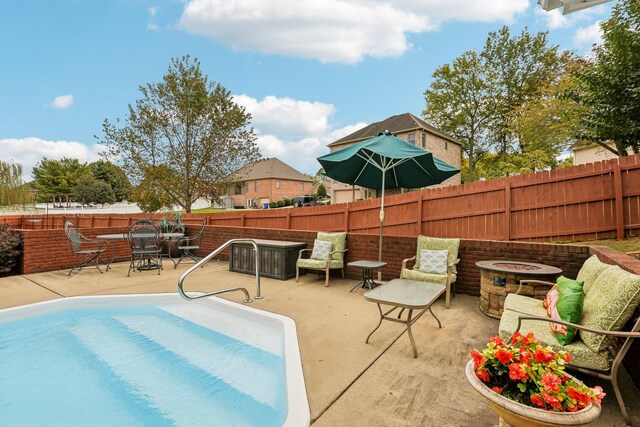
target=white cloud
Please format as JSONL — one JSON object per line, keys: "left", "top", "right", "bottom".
{"left": 256, "top": 123, "right": 367, "bottom": 175}
{"left": 148, "top": 5, "right": 161, "bottom": 31}
{"left": 233, "top": 95, "right": 335, "bottom": 138}
{"left": 573, "top": 21, "right": 603, "bottom": 48}
{"left": 535, "top": 8, "right": 569, "bottom": 29}
{"left": 51, "top": 94, "right": 74, "bottom": 109}
{"left": 0, "top": 138, "right": 102, "bottom": 181}
{"left": 178, "top": 0, "right": 527, "bottom": 63}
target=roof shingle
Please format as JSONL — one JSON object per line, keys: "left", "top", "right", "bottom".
{"left": 232, "top": 158, "right": 313, "bottom": 182}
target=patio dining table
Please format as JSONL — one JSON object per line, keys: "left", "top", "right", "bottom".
{"left": 96, "top": 232, "right": 185, "bottom": 268}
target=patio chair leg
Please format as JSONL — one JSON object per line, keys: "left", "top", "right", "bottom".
{"left": 341, "top": 268, "right": 345, "bottom": 279}
{"left": 611, "top": 371, "right": 629, "bottom": 420}
{"left": 295, "top": 264, "right": 300, "bottom": 282}
{"left": 324, "top": 268, "right": 330, "bottom": 287}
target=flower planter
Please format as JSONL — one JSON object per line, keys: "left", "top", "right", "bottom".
{"left": 161, "top": 239, "right": 181, "bottom": 258}
{"left": 465, "top": 360, "right": 601, "bottom": 427}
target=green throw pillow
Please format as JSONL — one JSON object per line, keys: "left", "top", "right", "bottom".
{"left": 547, "top": 276, "right": 585, "bottom": 345}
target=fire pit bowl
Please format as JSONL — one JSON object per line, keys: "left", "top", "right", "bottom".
{"left": 476, "top": 260, "right": 562, "bottom": 319}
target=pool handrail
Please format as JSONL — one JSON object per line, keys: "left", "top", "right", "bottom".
{"left": 178, "top": 238, "right": 261, "bottom": 303}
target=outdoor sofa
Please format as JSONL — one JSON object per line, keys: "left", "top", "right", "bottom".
{"left": 498, "top": 255, "right": 640, "bottom": 420}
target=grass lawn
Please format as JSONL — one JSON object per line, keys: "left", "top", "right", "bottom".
{"left": 188, "top": 207, "right": 229, "bottom": 213}
{"left": 564, "top": 236, "right": 640, "bottom": 254}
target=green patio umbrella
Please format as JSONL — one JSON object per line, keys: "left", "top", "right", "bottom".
{"left": 317, "top": 132, "right": 460, "bottom": 274}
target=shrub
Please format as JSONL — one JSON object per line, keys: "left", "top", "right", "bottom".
{"left": 269, "top": 201, "right": 278, "bottom": 208}
{"left": 0, "top": 223, "right": 22, "bottom": 276}
{"left": 277, "top": 200, "right": 285, "bottom": 207}
{"left": 283, "top": 198, "right": 292, "bottom": 206}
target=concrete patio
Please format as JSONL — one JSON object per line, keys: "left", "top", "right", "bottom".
{"left": 1, "top": 260, "right": 638, "bottom": 426}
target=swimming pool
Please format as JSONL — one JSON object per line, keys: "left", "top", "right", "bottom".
{"left": 0, "top": 294, "right": 309, "bottom": 426}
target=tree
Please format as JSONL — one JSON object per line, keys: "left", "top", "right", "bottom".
{"left": 569, "top": 0, "right": 640, "bottom": 156}
{"left": 0, "top": 161, "right": 31, "bottom": 207}
{"left": 100, "top": 55, "right": 261, "bottom": 212}
{"left": 506, "top": 59, "right": 587, "bottom": 170}
{"left": 74, "top": 175, "right": 115, "bottom": 205}
{"left": 89, "top": 160, "right": 131, "bottom": 202}
{"left": 482, "top": 27, "right": 567, "bottom": 156}
{"left": 316, "top": 183, "right": 327, "bottom": 198}
{"left": 130, "top": 167, "right": 175, "bottom": 212}
{"left": 424, "top": 51, "right": 497, "bottom": 182}
{"left": 32, "top": 157, "right": 89, "bottom": 201}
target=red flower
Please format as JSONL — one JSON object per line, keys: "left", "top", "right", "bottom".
{"left": 476, "top": 369, "right": 490, "bottom": 382}
{"left": 470, "top": 350, "right": 486, "bottom": 369}
{"left": 562, "top": 352, "right": 572, "bottom": 363}
{"left": 534, "top": 349, "right": 554, "bottom": 363}
{"left": 490, "top": 336, "right": 503, "bottom": 346}
{"left": 524, "top": 333, "right": 536, "bottom": 344}
{"left": 542, "top": 391, "right": 563, "bottom": 410}
{"left": 508, "top": 363, "right": 528, "bottom": 381}
{"left": 519, "top": 350, "right": 531, "bottom": 365}
{"left": 511, "top": 332, "right": 522, "bottom": 344}
{"left": 530, "top": 394, "right": 546, "bottom": 408}
{"left": 541, "top": 373, "right": 561, "bottom": 393}
{"left": 495, "top": 348, "right": 513, "bottom": 364}
{"left": 491, "top": 386, "right": 503, "bottom": 394}
{"left": 566, "top": 403, "right": 579, "bottom": 412}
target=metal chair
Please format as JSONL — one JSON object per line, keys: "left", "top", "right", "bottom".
{"left": 64, "top": 221, "right": 110, "bottom": 275}
{"left": 174, "top": 222, "right": 206, "bottom": 268}
{"left": 127, "top": 221, "right": 162, "bottom": 277}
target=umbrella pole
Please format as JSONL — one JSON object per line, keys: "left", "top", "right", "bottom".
{"left": 378, "top": 171, "right": 385, "bottom": 282}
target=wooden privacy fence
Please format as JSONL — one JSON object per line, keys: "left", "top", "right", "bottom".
{"left": 4, "top": 154, "right": 640, "bottom": 241}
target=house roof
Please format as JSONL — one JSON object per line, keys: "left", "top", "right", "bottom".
{"left": 231, "top": 157, "right": 313, "bottom": 182}
{"left": 328, "top": 112, "right": 461, "bottom": 148}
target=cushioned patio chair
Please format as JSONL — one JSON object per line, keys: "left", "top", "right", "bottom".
{"left": 499, "top": 255, "right": 640, "bottom": 421}
{"left": 64, "top": 221, "right": 110, "bottom": 275}
{"left": 174, "top": 221, "right": 206, "bottom": 268}
{"left": 295, "top": 232, "right": 348, "bottom": 287}
{"left": 400, "top": 235, "right": 460, "bottom": 309}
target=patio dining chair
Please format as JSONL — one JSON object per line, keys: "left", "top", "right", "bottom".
{"left": 64, "top": 221, "right": 110, "bottom": 275}
{"left": 174, "top": 221, "right": 206, "bottom": 268}
{"left": 127, "top": 221, "right": 162, "bottom": 277}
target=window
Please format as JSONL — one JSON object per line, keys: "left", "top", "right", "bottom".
{"left": 407, "top": 133, "right": 416, "bottom": 145}
{"left": 300, "top": 182, "right": 304, "bottom": 190}
{"left": 234, "top": 184, "right": 243, "bottom": 195}
{"left": 421, "top": 133, "right": 426, "bottom": 148}
{"left": 254, "top": 181, "right": 257, "bottom": 192}
{"left": 276, "top": 180, "right": 281, "bottom": 188}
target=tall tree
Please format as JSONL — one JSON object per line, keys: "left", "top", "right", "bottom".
{"left": 482, "top": 27, "right": 567, "bottom": 155}
{"left": 99, "top": 56, "right": 261, "bottom": 212}
{"left": 89, "top": 160, "right": 131, "bottom": 202}
{"left": 423, "top": 51, "right": 497, "bottom": 182}
{"left": 32, "top": 158, "right": 89, "bottom": 201}
{"left": 74, "top": 176, "right": 115, "bottom": 206}
{"left": 569, "top": 0, "right": 640, "bottom": 156}
{"left": 0, "top": 161, "right": 31, "bottom": 207}
{"left": 506, "top": 58, "right": 587, "bottom": 171}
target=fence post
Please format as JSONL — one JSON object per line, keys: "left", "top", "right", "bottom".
{"left": 344, "top": 203, "right": 350, "bottom": 232}
{"left": 504, "top": 181, "right": 511, "bottom": 241}
{"left": 416, "top": 190, "right": 423, "bottom": 236}
{"left": 613, "top": 162, "right": 625, "bottom": 241}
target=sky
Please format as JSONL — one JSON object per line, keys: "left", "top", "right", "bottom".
{"left": 0, "top": 0, "right": 613, "bottom": 180}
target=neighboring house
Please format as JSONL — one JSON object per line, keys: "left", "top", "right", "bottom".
{"left": 327, "top": 112, "right": 462, "bottom": 204}
{"left": 572, "top": 142, "right": 634, "bottom": 166}
{"left": 228, "top": 158, "right": 314, "bottom": 208}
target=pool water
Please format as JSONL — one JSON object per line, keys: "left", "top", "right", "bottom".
{"left": 0, "top": 305, "right": 286, "bottom": 426}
